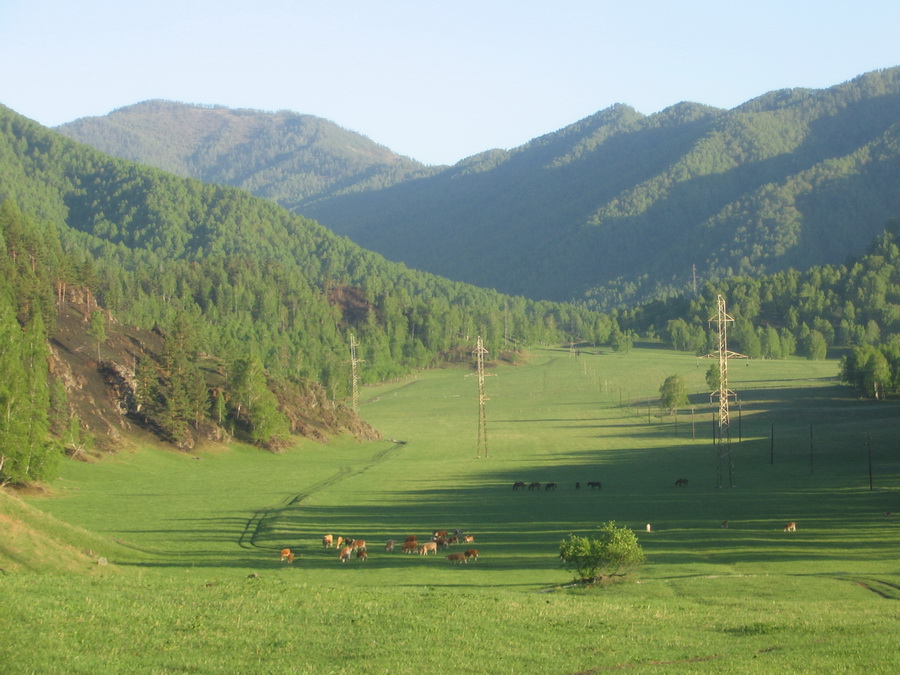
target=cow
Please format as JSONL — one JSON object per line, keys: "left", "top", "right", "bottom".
{"left": 783, "top": 521, "right": 797, "bottom": 533}
{"left": 675, "top": 478, "right": 689, "bottom": 487}
{"left": 339, "top": 546, "right": 352, "bottom": 563}
{"left": 385, "top": 539, "right": 395, "bottom": 552}
{"left": 334, "top": 536, "right": 344, "bottom": 549}
{"left": 433, "top": 530, "right": 449, "bottom": 539}
{"left": 419, "top": 542, "right": 438, "bottom": 555}
{"left": 280, "top": 548, "right": 292, "bottom": 561}
{"left": 435, "top": 538, "right": 450, "bottom": 549}
{"left": 587, "top": 481, "right": 602, "bottom": 490}
{"left": 545, "top": 482, "right": 557, "bottom": 491}
{"left": 446, "top": 552, "right": 467, "bottom": 564}
{"left": 721, "top": 520, "right": 729, "bottom": 528}
{"left": 356, "top": 548, "right": 368, "bottom": 562}
{"left": 404, "top": 535, "right": 417, "bottom": 543}
{"left": 513, "top": 481, "right": 526, "bottom": 490}
{"left": 463, "top": 535, "right": 475, "bottom": 543}
{"left": 464, "top": 549, "right": 478, "bottom": 561}
{"left": 350, "top": 539, "right": 367, "bottom": 551}
{"left": 322, "top": 534, "right": 333, "bottom": 548}
{"left": 528, "top": 482, "right": 541, "bottom": 491}
{"left": 402, "top": 540, "right": 418, "bottom": 554}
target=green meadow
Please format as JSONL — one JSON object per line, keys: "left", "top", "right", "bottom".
{"left": 4, "top": 346, "right": 900, "bottom": 673}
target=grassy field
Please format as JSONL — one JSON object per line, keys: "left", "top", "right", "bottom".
{"left": 4, "top": 345, "right": 900, "bottom": 673}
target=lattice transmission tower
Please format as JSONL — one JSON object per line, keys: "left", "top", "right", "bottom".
{"left": 707, "top": 295, "right": 747, "bottom": 488}
{"left": 471, "top": 336, "right": 494, "bottom": 459}
{"left": 349, "top": 333, "right": 364, "bottom": 413}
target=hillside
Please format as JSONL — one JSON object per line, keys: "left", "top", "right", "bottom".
{"left": 57, "top": 68, "right": 900, "bottom": 308}
{"left": 55, "top": 100, "right": 439, "bottom": 211}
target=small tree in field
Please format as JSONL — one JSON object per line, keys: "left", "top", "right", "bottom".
{"left": 559, "top": 521, "right": 646, "bottom": 584}
{"left": 659, "top": 374, "right": 688, "bottom": 413}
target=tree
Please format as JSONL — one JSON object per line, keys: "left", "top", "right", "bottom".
{"left": 87, "top": 311, "right": 106, "bottom": 362}
{"left": 559, "top": 521, "right": 646, "bottom": 583}
{"left": 705, "top": 363, "right": 721, "bottom": 391}
{"left": 659, "top": 374, "right": 688, "bottom": 413}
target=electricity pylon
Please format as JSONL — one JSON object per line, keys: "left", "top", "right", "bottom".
{"left": 470, "top": 336, "right": 495, "bottom": 459}
{"left": 349, "top": 333, "right": 364, "bottom": 413}
{"left": 707, "top": 295, "right": 747, "bottom": 487}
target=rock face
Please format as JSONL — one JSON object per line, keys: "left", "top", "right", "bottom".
{"left": 48, "top": 298, "right": 379, "bottom": 455}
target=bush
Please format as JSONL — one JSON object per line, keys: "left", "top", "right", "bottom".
{"left": 559, "top": 521, "right": 646, "bottom": 583}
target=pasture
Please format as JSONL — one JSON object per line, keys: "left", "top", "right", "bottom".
{"left": 5, "top": 345, "right": 900, "bottom": 672}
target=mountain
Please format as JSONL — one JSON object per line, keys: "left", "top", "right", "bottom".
{"left": 56, "top": 68, "right": 900, "bottom": 308}
{"left": 55, "top": 100, "right": 439, "bottom": 211}
{"left": 1, "top": 104, "right": 606, "bottom": 482}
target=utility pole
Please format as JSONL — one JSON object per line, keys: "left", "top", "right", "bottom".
{"left": 706, "top": 295, "right": 747, "bottom": 488}
{"left": 472, "top": 336, "right": 492, "bottom": 458}
{"left": 349, "top": 333, "right": 364, "bottom": 413}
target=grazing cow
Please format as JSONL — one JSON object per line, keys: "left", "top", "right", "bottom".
{"left": 402, "top": 540, "right": 418, "bottom": 554}
{"left": 356, "top": 549, "right": 368, "bottom": 562}
{"left": 447, "top": 536, "right": 459, "bottom": 545}
{"left": 435, "top": 538, "right": 450, "bottom": 549}
{"left": 419, "top": 542, "right": 438, "bottom": 555}
{"left": 675, "top": 478, "right": 689, "bottom": 487}
{"left": 721, "top": 520, "right": 729, "bottom": 528}
{"left": 463, "top": 534, "right": 475, "bottom": 543}
{"left": 385, "top": 539, "right": 395, "bottom": 552}
{"left": 446, "top": 552, "right": 467, "bottom": 564}
{"left": 280, "top": 548, "right": 292, "bottom": 561}
{"left": 528, "top": 482, "right": 541, "bottom": 491}
{"left": 350, "top": 539, "right": 367, "bottom": 551}
{"left": 783, "top": 521, "right": 797, "bottom": 533}
{"left": 464, "top": 549, "right": 478, "bottom": 561}
{"left": 404, "top": 535, "right": 417, "bottom": 543}
{"left": 513, "top": 481, "right": 526, "bottom": 490}
{"left": 285, "top": 552, "right": 295, "bottom": 564}
{"left": 433, "top": 530, "right": 449, "bottom": 539}
{"left": 339, "top": 546, "right": 352, "bottom": 563}
{"left": 322, "top": 534, "right": 333, "bottom": 548}
{"left": 587, "top": 481, "right": 602, "bottom": 490}
{"left": 545, "top": 482, "right": 557, "bottom": 491}
{"left": 334, "top": 536, "right": 344, "bottom": 549}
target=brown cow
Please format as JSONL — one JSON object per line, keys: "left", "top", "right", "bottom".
{"left": 464, "top": 549, "right": 478, "bottom": 561}
{"left": 356, "top": 549, "right": 368, "bottom": 562}
{"left": 675, "top": 478, "right": 689, "bottom": 487}
{"left": 463, "top": 535, "right": 475, "bottom": 543}
{"left": 402, "top": 540, "right": 418, "bottom": 554}
{"left": 280, "top": 548, "right": 292, "bottom": 561}
{"left": 433, "top": 530, "right": 449, "bottom": 539}
{"left": 335, "top": 536, "right": 344, "bottom": 549}
{"left": 545, "top": 482, "right": 557, "bottom": 491}
{"left": 446, "top": 552, "right": 467, "bottom": 564}
{"left": 285, "top": 552, "right": 295, "bottom": 564}
{"left": 385, "top": 539, "right": 395, "bottom": 552}
{"left": 513, "top": 481, "right": 526, "bottom": 490}
{"left": 339, "top": 546, "right": 352, "bottom": 562}
{"left": 528, "top": 482, "right": 540, "bottom": 491}
{"left": 322, "top": 534, "right": 333, "bottom": 548}
{"left": 783, "top": 521, "right": 797, "bottom": 533}
{"left": 404, "top": 535, "right": 417, "bottom": 543}
{"left": 350, "top": 539, "right": 367, "bottom": 551}
{"left": 419, "top": 542, "right": 438, "bottom": 555}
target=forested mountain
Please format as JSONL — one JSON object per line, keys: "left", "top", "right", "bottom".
{"left": 0, "top": 104, "right": 608, "bottom": 485}
{"left": 57, "top": 68, "right": 900, "bottom": 308}
{"left": 55, "top": 100, "right": 439, "bottom": 211}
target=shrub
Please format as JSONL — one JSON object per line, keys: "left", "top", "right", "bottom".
{"left": 559, "top": 521, "right": 646, "bottom": 583}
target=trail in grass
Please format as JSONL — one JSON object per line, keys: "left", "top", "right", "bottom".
{"left": 238, "top": 440, "right": 404, "bottom": 550}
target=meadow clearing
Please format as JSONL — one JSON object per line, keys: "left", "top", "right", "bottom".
{"left": 3, "top": 345, "right": 899, "bottom": 673}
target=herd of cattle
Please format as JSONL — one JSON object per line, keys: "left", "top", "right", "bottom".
{"left": 512, "top": 481, "right": 602, "bottom": 490}
{"left": 278, "top": 529, "right": 478, "bottom": 565}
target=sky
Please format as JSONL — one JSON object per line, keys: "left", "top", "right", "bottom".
{"left": 2, "top": 1, "right": 899, "bottom": 166}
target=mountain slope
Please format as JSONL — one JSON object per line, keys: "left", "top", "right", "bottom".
{"left": 55, "top": 100, "right": 439, "bottom": 211}
{"left": 55, "top": 68, "right": 900, "bottom": 308}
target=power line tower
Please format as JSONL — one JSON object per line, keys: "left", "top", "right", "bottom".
{"left": 470, "top": 336, "right": 494, "bottom": 459}
{"left": 349, "top": 333, "right": 364, "bottom": 413}
{"left": 707, "top": 295, "right": 747, "bottom": 488}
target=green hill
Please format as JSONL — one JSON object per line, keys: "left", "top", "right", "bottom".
{"left": 57, "top": 68, "right": 900, "bottom": 307}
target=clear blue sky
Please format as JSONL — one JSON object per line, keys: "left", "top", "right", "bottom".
{"left": 2, "top": 1, "right": 898, "bottom": 166}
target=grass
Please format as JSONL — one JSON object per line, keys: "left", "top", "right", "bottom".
{"left": 5, "top": 345, "right": 900, "bottom": 672}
